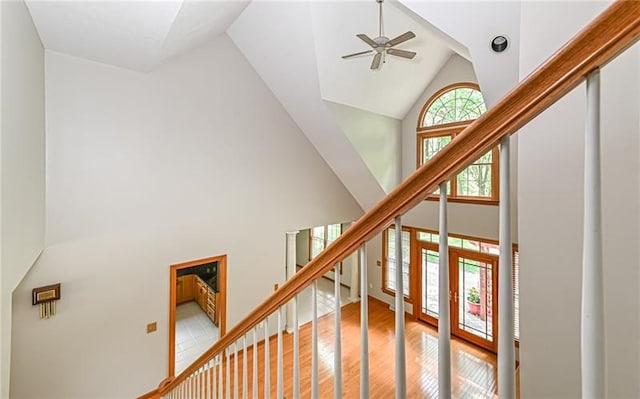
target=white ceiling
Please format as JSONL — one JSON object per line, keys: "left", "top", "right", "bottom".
{"left": 310, "top": 1, "right": 454, "bottom": 119}
{"left": 23, "top": 0, "right": 463, "bottom": 119}
{"left": 24, "top": 0, "right": 250, "bottom": 72}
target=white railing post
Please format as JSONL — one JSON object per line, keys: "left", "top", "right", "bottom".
{"left": 582, "top": 68, "right": 606, "bottom": 399}
{"left": 359, "top": 244, "right": 370, "bottom": 399}
{"left": 234, "top": 343, "right": 239, "bottom": 399}
{"left": 394, "top": 216, "right": 407, "bottom": 398}
{"left": 438, "top": 184, "right": 452, "bottom": 399}
{"left": 293, "top": 295, "right": 300, "bottom": 399}
{"left": 277, "top": 308, "right": 283, "bottom": 399}
{"left": 264, "top": 319, "right": 270, "bottom": 399}
{"left": 243, "top": 336, "right": 248, "bottom": 399}
{"left": 218, "top": 354, "right": 223, "bottom": 399}
{"left": 498, "top": 137, "right": 516, "bottom": 399}
{"left": 334, "top": 265, "right": 343, "bottom": 399}
{"left": 349, "top": 249, "right": 360, "bottom": 303}
{"left": 252, "top": 328, "right": 258, "bottom": 399}
{"left": 311, "top": 280, "right": 319, "bottom": 399}
{"left": 226, "top": 347, "right": 231, "bottom": 399}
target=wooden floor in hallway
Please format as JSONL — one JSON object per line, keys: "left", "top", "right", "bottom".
{"left": 202, "top": 297, "right": 513, "bottom": 399}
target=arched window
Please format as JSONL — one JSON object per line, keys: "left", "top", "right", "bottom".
{"left": 417, "top": 83, "right": 498, "bottom": 203}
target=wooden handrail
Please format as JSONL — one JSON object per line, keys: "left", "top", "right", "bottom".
{"left": 159, "top": 0, "right": 640, "bottom": 394}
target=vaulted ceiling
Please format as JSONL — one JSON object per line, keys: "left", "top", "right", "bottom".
{"left": 23, "top": 0, "right": 465, "bottom": 120}
{"left": 22, "top": 0, "right": 520, "bottom": 209}
{"left": 24, "top": 0, "right": 250, "bottom": 72}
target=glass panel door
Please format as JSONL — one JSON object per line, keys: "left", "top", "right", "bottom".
{"left": 453, "top": 253, "right": 497, "bottom": 351}
{"left": 418, "top": 243, "right": 441, "bottom": 325}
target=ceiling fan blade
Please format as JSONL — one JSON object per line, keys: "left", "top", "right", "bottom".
{"left": 370, "top": 52, "right": 382, "bottom": 70}
{"left": 357, "top": 34, "right": 378, "bottom": 48}
{"left": 387, "top": 48, "right": 416, "bottom": 59}
{"left": 342, "top": 49, "right": 374, "bottom": 59}
{"left": 387, "top": 31, "right": 416, "bottom": 47}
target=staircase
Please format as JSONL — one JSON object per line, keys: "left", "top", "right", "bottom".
{"left": 147, "top": 2, "right": 640, "bottom": 398}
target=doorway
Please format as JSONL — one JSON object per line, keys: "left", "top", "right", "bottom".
{"left": 417, "top": 242, "right": 498, "bottom": 352}
{"left": 168, "top": 255, "right": 227, "bottom": 377}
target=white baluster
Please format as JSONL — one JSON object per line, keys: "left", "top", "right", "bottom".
{"left": 359, "top": 244, "right": 370, "bottom": 399}
{"left": 253, "top": 328, "right": 258, "bottom": 399}
{"left": 264, "top": 319, "right": 271, "bottom": 399}
{"left": 582, "top": 68, "right": 605, "bottom": 398}
{"left": 394, "top": 216, "right": 407, "bottom": 398}
{"left": 243, "top": 336, "right": 248, "bottom": 399}
{"left": 293, "top": 295, "right": 300, "bottom": 399}
{"left": 334, "top": 264, "right": 342, "bottom": 399}
{"left": 438, "top": 185, "right": 452, "bottom": 399}
{"left": 218, "top": 354, "right": 223, "bottom": 399}
{"left": 277, "top": 308, "right": 284, "bottom": 399}
{"left": 205, "top": 362, "right": 209, "bottom": 399}
{"left": 207, "top": 360, "right": 213, "bottom": 399}
{"left": 196, "top": 369, "right": 201, "bottom": 398}
{"left": 311, "top": 280, "right": 319, "bottom": 399}
{"left": 213, "top": 357, "right": 219, "bottom": 399}
{"left": 226, "top": 348, "right": 231, "bottom": 399}
{"left": 498, "top": 137, "right": 516, "bottom": 398}
{"left": 234, "top": 343, "right": 239, "bottom": 399}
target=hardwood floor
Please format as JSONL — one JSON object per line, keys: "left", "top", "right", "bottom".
{"left": 197, "top": 298, "right": 509, "bottom": 398}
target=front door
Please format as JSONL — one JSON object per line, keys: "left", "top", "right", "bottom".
{"left": 417, "top": 243, "right": 498, "bottom": 352}
{"left": 451, "top": 251, "right": 497, "bottom": 352}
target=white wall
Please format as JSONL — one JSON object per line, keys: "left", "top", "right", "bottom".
{"left": 399, "top": 0, "right": 520, "bottom": 109}
{"left": 10, "top": 35, "right": 363, "bottom": 399}
{"left": 228, "top": 1, "right": 386, "bottom": 211}
{"left": 401, "top": 53, "right": 518, "bottom": 243}
{"left": 325, "top": 101, "right": 401, "bottom": 193}
{"left": 364, "top": 54, "right": 507, "bottom": 310}
{"left": 0, "top": 1, "right": 45, "bottom": 397}
{"left": 519, "top": 2, "right": 639, "bottom": 398}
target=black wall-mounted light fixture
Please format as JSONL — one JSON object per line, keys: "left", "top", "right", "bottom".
{"left": 491, "top": 35, "right": 509, "bottom": 53}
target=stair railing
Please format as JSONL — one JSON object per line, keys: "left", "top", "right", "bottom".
{"left": 155, "top": 1, "right": 640, "bottom": 398}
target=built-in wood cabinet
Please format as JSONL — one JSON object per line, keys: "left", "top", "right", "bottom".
{"left": 195, "top": 278, "right": 208, "bottom": 310}
{"left": 188, "top": 275, "right": 218, "bottom": 327}
{"left": 207, "top": 288, "right": 217, "bottom": 326}
{"left": 176, "top": 274, "right": 218, "bottom": 326}
{"left": 176, "top": 274, "right": 195, "bottom": 304}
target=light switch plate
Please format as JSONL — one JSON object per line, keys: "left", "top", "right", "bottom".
{"left": 146, "top": 322, "right": 157, "bottom": 333}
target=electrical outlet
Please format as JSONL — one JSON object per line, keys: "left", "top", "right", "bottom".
{"left": 369, "top": 283, "right": 373, "bottom": 289}
{"left": 146, "top": 322, "right": 157, "bottom": 334}
{"left": 376, "top": 260, "right": 381, "bottom": 266}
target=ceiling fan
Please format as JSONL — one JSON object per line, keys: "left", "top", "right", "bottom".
{"left": 342, "top": 0, "right": 417, "bottom": 70}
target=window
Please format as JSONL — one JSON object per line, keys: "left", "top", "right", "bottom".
{"left": 417, "top": 83, "right": 498, "bottom": 203}
{"left": 382, "top": 226, "right": 411, "bottom": 299}
{"left": 310, "top": 223, "right": 342, "bottom": 259}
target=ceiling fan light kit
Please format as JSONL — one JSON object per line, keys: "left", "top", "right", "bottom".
{"left": 342, "top": 0, "right": 417, "bottom": 70}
